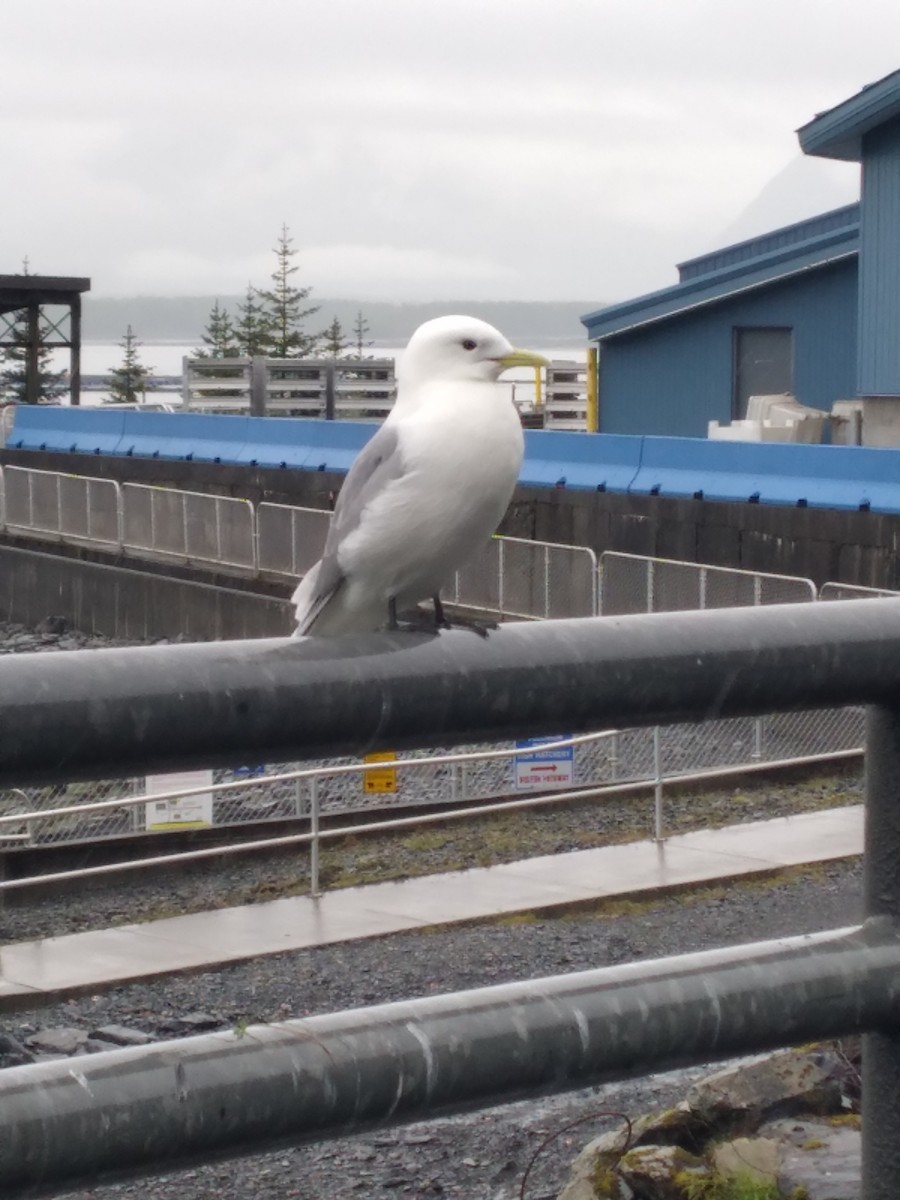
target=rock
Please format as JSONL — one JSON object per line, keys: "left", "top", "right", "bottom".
{"left": 685, "top": 1048, "right": 842, "bottom": 1129}
{"left": 556, "top": 1047, "right": 861, "bottom": 1200}
{"left": 35, "top": 615, "right": 68, "bottom": 635}
{"left": 0, "top": 1032, "right": 35, "bottom": 1068}
{"left": 617, "top": 1144, "right": 707, "bottom": 1199}
{"left": 556, "top": 1144, "right": 613, "bottom": 1200}
{"left": 711, "top": 1135, "right": 780, "bottom": 1183}
{"left": 25, "top": 1027, "right": 89, "bottom": 1055}
{"left": 762, "top": 1116, "right": 861, "bottom": 1200}
{"left": 89, "top": 1024, "right": 155, "bottom": 1047}
{"left": 556, "top": 1106, "right": 707, "bottom": 1200}
{"left": 159, "top": 1011, "right": 221, "bottom": 1033}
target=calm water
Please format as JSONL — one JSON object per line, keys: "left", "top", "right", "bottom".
{"left": 50, "top": 340, "right": 589, "bottom": 406}
{"left": 54, "top": 340, "right": 588, "bottom": 375}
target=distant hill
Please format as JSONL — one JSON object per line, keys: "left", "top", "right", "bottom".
{"left": 82, "top": 297, "right": 600, "bottom": 344}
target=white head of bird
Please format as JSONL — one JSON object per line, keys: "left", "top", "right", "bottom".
{"left": 397, "top": 315, "right": 548, "bottom": 390}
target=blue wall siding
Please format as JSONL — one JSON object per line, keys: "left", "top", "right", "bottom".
{"left": 598, "top": 259, "right": 858, "bottom": 437}
{"left": 858, "top": 117, "right": 900, "bottom": 395}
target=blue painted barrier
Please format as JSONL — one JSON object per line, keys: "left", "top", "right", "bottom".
{"left": 232, "top": 418, "right": 373, "bottom": 470}
{"left": 522, "top": 429, "right": 642, "bottom": 491}
{"left": 6, "top": 407, "right": 900, "bottom": 515}
{"left": 7, "top": 407, "right": 128, "bottom": 456}
{"left": 117, "top": 411, "right": 253, "bottom": 462}
{"left": 630, "top": 436, "right": 900, "bottom": 512}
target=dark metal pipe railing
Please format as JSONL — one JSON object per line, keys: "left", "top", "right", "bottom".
{"left": 1, "top": 597, "right": 900, "bottom": 786}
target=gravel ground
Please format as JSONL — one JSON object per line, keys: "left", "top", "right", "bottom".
{"left": 0, "top": 618, "right": 867, "bottom": 1197}
{"left": 3, "top": 860, "right": 863, "bottom": 1199}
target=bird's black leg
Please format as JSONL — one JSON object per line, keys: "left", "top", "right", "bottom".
{"left": 387, "top": 596, "right": 400, "bottom": 630}
{"left": 432, "top": 593, "right": 497, "bottom": 638}
{"left": 432, "top": 594, "right": 450, "bottom": 629}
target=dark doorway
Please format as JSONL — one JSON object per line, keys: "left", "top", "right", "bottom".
{"left": 733, "top": 327, "right": 793, "bottom": 418}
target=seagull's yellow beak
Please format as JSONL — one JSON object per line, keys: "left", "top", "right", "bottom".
{"left": 497, "top": 348, "right": 550, "bottom": 372}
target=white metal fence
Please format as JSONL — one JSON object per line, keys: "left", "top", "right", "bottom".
{"left": 0, "top": 467, "right": 598, "bottom": 621}
{"left": 256, "top": 502, "right": 329, "bottom": 577}
{"left": 598, "top": 551, "right": 817, "bottom": 613}
{"left": 120, "top": 483, "right": 257, "bottom": 571}
{"left": 0, "top": 465, "right": 121, "bottom": 548}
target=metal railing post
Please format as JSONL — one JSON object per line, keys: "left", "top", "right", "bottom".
{"left": 294, "top": 778, "right": 307, "bottom": 819}
{"left": 309, "top": 775, "right": 321, "bottom": 898}
{"left": 862, "top": 705, "right": 900, "bottom": 1198}
{"left": 653, "top": 726, "right": 665, "bottom": 841}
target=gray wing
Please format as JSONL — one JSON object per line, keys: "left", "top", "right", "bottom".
{"left": 294, "top": 423, "right": 405, "bottom": 629}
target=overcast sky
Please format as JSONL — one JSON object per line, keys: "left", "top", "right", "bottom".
{"left": 2, "top": 1, "right": 895, "bottom": 304}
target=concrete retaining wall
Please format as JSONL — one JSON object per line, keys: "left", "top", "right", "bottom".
{"left": 0, "top": 545, "right": 292, "bottom": 642}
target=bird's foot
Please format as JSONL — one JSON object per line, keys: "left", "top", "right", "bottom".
{"left": 443, "top": 613, "right": 498, "bottom": 638}
{"left": 429, "top": 594, "right": 496, "bottom": 638}
{"left": 434, "top": 610, "right": 498, "bottom": 638}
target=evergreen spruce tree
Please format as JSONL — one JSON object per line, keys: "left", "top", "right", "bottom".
{"left": 0, "top": 309, "right": 68, "bottom": 403}
{"left": 196, "top": 299, "right": 240, "bottom": 359}
{"left": 107, "top": 326, "right": 152, "bottom": 404}
{"left": 351, "top": 309, "right": 373, "bottom": 359}
{"left": 322, "top": 316, "right": 352, "bottom": 359}
{"left": 233, "top": 284, "right": 273, "bottom": 357}
{"left": 257, "top": 224, "right": 320, "bottom": 357}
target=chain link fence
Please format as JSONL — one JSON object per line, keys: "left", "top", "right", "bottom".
{"left": 597, "top": 552, "right": 868, "bottom": 799}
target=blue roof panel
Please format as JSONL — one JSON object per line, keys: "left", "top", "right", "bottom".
{"left": 582, "top": 214, "right": 859, "bottom": 341}
{"left": 799, "top": 67, "right": 900, "bottom": 162}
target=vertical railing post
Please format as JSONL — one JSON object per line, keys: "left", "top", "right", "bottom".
{"left": 497, "top": 538, "right": 505, "bottom": 617}
{"left": 862, "top": 705, "right": 900, "bottom": 1198}
{"left": 653, "top": 726, "right": 664, "bottom": 841}
{"left": 309, "top": 775, "right": 321, "bottom": 898}
{"left": 213, "top": 498, "right": 222, "bottom": 563}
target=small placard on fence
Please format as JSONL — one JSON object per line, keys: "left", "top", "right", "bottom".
{"left": 145, "top": 770, "right": 214, "bottom": 830}
{"left": 363, "top": 752, "right": 398, "bottom": 794}
{"left": 514, "top": 736, "right": 575, "bottom": 791}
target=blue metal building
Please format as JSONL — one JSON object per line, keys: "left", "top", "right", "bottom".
{"left": 581, "top": 208, "right": 859, "bottom": 437}
{"left": 582, "top": 67, "right": 900, "bottom": 443}
{"left": 800, "top": 66, "right": 900, "bottom": 446}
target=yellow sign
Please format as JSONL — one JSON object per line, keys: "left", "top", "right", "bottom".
{"left": 363, "top": 752, "right": 398, "bottom": 794}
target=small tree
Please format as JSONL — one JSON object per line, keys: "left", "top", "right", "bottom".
{"left": 233, "top": 284, "right": 273, "bottom": 357}
{"left": 0, "top": 308, "right": 68, "bottom": 404}
{"left": 196, "top": 299, "right": 240, "bottom": 359}
{"left": 257, "top": 223, "right": 320, "bottom": 357}
{"left": 322, "top": 316, "right": 352, "bottom": 359}
{"left": 351, "top": 309, "right": 373, "bottom": 359}
{"left": 108, "top": 326, "right": 152, "bottom": 404}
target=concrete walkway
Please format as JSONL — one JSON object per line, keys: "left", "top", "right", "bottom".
{"left": 0, "top": 804, "right": 862, "bottom": 1012}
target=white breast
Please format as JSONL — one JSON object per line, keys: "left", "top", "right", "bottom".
{"left": 338, "top": 380, "right": 524, "bottom": 607}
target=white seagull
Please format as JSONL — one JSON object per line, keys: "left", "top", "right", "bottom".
{"left": 292, "top": 315, "right": 548, "bottom": 637}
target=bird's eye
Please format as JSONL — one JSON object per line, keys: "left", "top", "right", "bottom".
{"left": 461, "top": 338, "right": 477, "bottom": 351}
